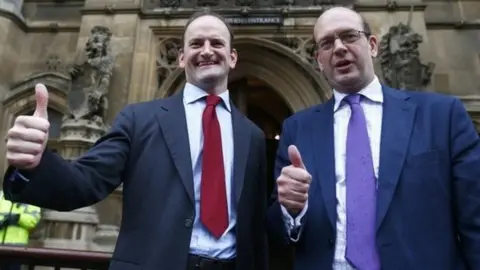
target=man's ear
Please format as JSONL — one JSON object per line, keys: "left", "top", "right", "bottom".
{"left": 368, "top": 35, "right": 378, "bottom": 58}
{"left": 229, "top": 48, "right": 238, "bottom": 69}
{"left": 178, "top": 48, "right": 185, "bottom": 68}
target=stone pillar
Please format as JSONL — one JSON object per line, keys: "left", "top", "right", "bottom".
{"left": 90, "top": 185, "right": 122, "bottom": 252}
{"left": 38, "top": 118, "right": 105, "bottom": 250}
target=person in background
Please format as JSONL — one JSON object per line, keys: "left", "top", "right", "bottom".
{"left": 267, "top": 6, "right": 480, "bottom": 270}
{"left": 0, "top": 190, "right": 41, "bottom": 270}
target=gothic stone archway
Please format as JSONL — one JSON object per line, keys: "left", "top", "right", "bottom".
{"left": 1, "top": 72, "right": 69, "bottom": 180}
{"left": 156, "top": 37, "right": 331, "bottom": 112}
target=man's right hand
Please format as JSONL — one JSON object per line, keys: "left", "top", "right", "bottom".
{"left": 277, "top": 145, "right": 312, "bottom": 216}
{"left": 6, "top": 83, "right": 50, "bottom": 170}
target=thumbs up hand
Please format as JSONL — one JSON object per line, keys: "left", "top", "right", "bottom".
{"left": 6, "top": 84, "right": 50, "bottom": 169}
{"left": 277, "top": 145, "right": 312, "bottom": 216}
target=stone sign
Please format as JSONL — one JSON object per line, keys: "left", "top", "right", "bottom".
{"left": 224, "top": 16, "right": 283, "bottom": 25}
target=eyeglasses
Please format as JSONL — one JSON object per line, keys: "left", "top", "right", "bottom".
{"left": 317, "top": 30, "right": 369, "bottom": 51}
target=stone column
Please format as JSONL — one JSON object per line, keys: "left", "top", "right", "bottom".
{"left": 90, "top": 185, "right": 122, "bottom": 252}
{"left": 39, "top": 119, "right": 105, "bottom": 250}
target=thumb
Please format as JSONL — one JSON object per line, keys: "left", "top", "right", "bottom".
{"left": 33, "top": 83, "right": 49, "bottom": 119}
{"left": 288, "top": 145, "right": 305, "bottom": 169}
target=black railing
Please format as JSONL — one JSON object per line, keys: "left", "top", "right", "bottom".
{"left": 0, "top": 246, "right": 111, "bottom": 270}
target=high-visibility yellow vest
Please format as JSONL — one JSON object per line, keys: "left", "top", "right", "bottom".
{"left": 0, "top": 191, "right": 41, "bottom": 245}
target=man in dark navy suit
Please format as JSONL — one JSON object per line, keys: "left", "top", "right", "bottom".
{"left": 4, "top": 11, "right": 268, "bottom": 270}
{"left": 267, "top": 6, "right": 480, "bottom": 270}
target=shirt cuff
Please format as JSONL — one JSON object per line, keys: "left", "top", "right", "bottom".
{"left": 9, "top": 170, "right": 30, "bottom": 183}
{"left": 281, "top": 201, "right": 308, "bottom": 242}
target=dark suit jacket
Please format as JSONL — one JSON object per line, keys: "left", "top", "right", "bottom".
{"left": 267, "top": 86, "right": 480, "bottom": 270}
{"left": 4, "top": 91, "right": 268, "bottom": 270}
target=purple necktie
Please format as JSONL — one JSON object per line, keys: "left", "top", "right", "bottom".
{"left": 345, "top": 94, "right": 381, "bottom": 270}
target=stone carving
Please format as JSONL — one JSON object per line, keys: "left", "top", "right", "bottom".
{"left": 65, "top": 26, "right": 114, "bottom": 126}
{"left": 236, "top": 0, "right": 255, "bottom": 7}
{"left": 379, "top": 8, "right": 435, "bottom": 90}
{"left": 159, "top": 0, "right": 180, "bottom": 7}
{"left": 157, "top": 37, "right": 181, "bottom": 90}
{"left": 45, "top": 54, "right": 63, "bottom": 72}
{"left": 274, "top": 37, "right": 318, "bottom": 69}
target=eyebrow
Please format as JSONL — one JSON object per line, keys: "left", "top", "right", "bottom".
{"left": 189, "top": 36, "right": 227, "bottom": 43}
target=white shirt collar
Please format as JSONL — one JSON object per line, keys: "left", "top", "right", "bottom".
{"left": 183, "top": 82, "right": 231, "bottom": 112}
{"left": 333, "top": 76, "right": 383, "bottom": 112}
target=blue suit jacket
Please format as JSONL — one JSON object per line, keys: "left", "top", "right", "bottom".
{"left": 4, "top": 92, "right": 268, "bottom": 270}
{"left": 267, "top": 86, "right": 480, "bottom": 270}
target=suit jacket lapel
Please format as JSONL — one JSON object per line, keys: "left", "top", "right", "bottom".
{"left": 231, "top": 104, "right": 251, "bottom": 203}
{"left": 156, "top": 91, "right": 195, "bottom": 205}
{"left": 376, "top": 86, "right": 416, "bottom": 230}
{"left": 312, "top": 98, "right": 337, "bottom": 229}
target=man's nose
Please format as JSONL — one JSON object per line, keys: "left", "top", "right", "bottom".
{"left": 200, "top": 42, "right": 213, "bottom": 57}
{"left": 333, "top": 39, "right": 347, "bottom": 55}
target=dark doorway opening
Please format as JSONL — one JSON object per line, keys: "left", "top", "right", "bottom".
{"left": 229, "top": 76, "right": 294, "bottom": 270}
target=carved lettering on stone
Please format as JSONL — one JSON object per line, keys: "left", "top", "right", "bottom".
{"left": 65, "top": 26, "right": 114, "bottom": 126}
{"left": 379, "top": 20, "right": 435, "bottom": 90}
{"left": 157, "top": 37, "right": 181, "bottom": 90}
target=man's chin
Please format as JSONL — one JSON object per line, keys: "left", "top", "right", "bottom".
{"left": 197, "top": 73, "right": 223, "bottom": 85}
{"left": 332, "top": 74, "right": 365, "bottom": 92}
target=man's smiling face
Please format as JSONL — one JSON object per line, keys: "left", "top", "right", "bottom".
{"left": 179, "top": 15, "right": 237, "bottom": 90}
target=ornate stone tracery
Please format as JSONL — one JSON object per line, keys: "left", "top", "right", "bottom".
{"left": 272, "top": 37, "right": 318, "bottom": 68}
{"left": 156, "top": 37, "right": 182, "bottom": 91}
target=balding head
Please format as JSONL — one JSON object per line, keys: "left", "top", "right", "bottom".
{"left": 314, "top": 7, "right": 369, "bottom": 41}
{"left": 313, "top": 6, "right": 378, "bottom": 93}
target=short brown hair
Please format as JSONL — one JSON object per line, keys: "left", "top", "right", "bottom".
{"left": 182, "top": 11, "right": 235, "bottom": 47}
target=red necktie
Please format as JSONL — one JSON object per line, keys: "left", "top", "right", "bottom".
{"left": 200, "top": 95, "right": 228, "bottom": 239}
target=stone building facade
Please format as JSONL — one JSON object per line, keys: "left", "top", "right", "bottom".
{"left": 0, "top": 0, "right": 479, "bottom": 259}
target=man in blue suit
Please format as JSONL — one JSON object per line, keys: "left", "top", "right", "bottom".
{"left": 3, "top": 11, "right": 268, "bottom": 270}
{"left": 267, "top": 6, "right": 480, "bottom": 270}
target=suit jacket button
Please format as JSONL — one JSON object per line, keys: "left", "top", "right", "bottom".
{"left": 184, "top": 218, "right": 193, "bottom": 228}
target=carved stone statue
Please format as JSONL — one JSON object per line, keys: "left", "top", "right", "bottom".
{"left": 379, "top": 8, "right": 435, "bottom": 90}
{"left": 65, "top": 26, "right": 114, "bottom": 126}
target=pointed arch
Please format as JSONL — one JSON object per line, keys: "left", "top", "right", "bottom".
{"left": 1, "top": 72, "right": 70, "bottom": 174}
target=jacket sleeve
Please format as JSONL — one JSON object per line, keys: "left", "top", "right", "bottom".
{"left": 3, "top": 105, "right": 135, "bottom": 211}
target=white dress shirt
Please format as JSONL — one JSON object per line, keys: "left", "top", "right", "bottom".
{"left": 282, "top": 76, "right": 384, "bottom": 269}
{"left": 183, "top": 83, "right": 237, "bottom": 259}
